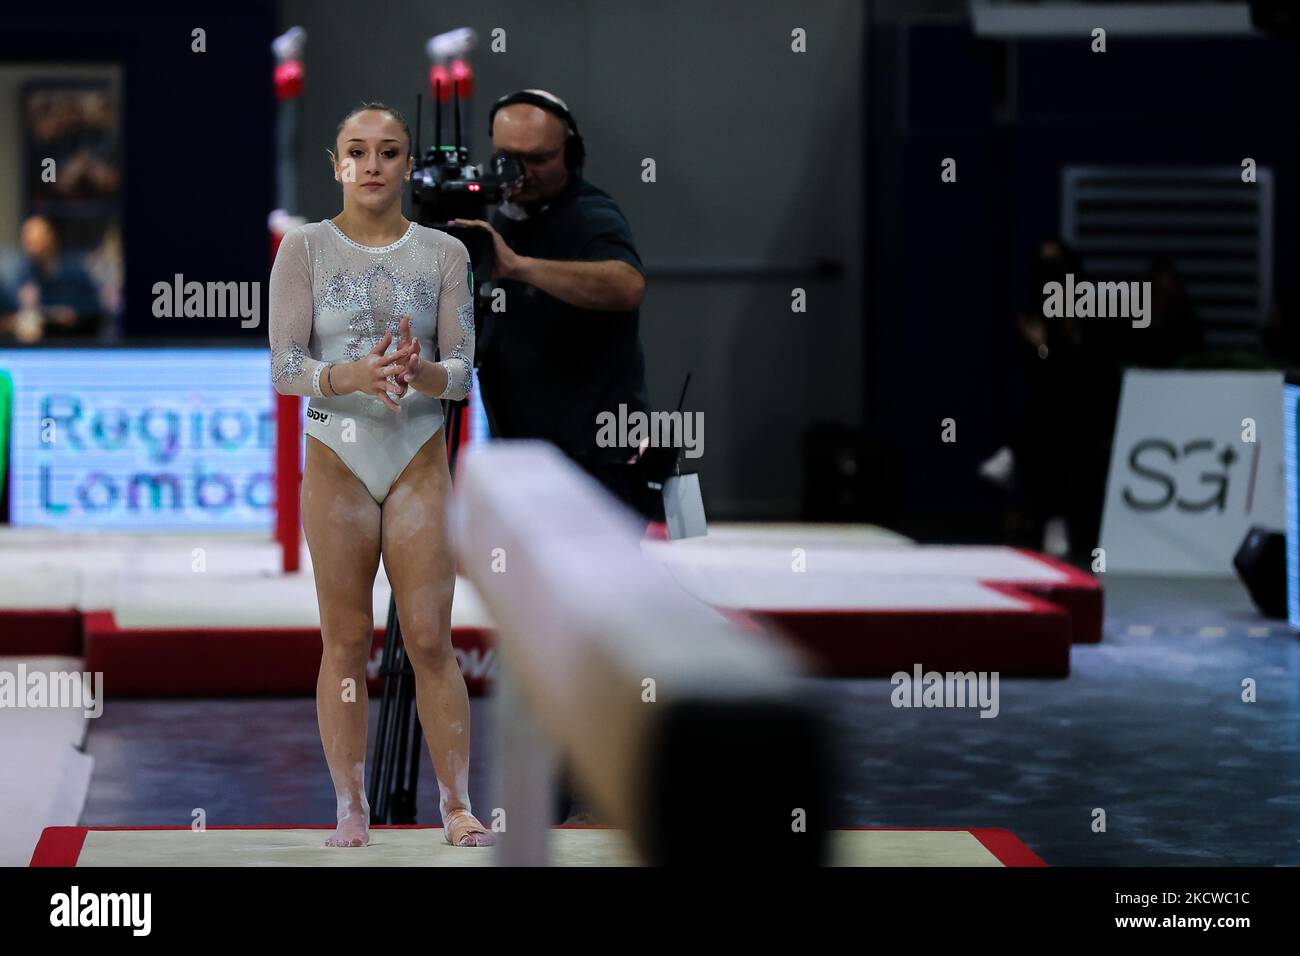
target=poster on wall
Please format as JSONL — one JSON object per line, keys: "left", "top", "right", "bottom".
{"left": 12, "top": 75, "right": 124, "bottom": 341}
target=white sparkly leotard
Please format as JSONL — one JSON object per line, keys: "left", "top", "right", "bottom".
{"left": 268, "top": 219, "right": 474, "bottom": 504}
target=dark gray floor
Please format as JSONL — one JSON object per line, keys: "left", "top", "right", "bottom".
{"left": 79, "top": 575, "right": 1300, "bottom": 865}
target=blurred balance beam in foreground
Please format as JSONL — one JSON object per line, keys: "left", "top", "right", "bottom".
{"left": 454, "top": 441, "right": 835, "bottom": 866}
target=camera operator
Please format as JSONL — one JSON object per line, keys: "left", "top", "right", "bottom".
{"left": 450, "top": 89, "right": 655, "bottom": 517}
{"left": 451, "top": 90, "right": 653, "bottom": 826}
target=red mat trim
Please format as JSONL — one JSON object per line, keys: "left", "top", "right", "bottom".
{"left": 968, "top": 827, "right": 1048, "bottom": 866}
{"left": 741, "top": 585, "right": 1072, "bottom": 677}
{"left": 29, "top": 826, "right": 87, "bottom": 867}
{"left": 81, "top": 609, "right": 496, "bottom": 697}
{"left": 837, "top": 826, "right": 1046, "bottom": 866}
{"left": 1007, "top": 549, "right": 1104, "bottom": 644}
{"left": 0, "top": 607, "right": 83, "bottom": 656}
{"left": 31, "top": 824, "right": 1045, "bottom": 866}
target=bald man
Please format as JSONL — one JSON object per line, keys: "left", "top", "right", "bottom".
{"left": 450, "top": 94, "right": 655, "bottom": 518}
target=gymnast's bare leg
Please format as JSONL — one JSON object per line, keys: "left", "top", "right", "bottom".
{"left": 381, "top": 428, "right": 492, "bottom": 846}
{"left": 302, "top": 435, "right": 382, "bottom": 847}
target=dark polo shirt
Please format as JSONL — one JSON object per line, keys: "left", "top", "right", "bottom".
{"left": 481, "top": 173, "right": 649, "bottom": 469}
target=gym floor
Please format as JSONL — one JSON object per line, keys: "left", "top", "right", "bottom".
{"left": 78, "top": 575, "right": 1298, "bottom": 865}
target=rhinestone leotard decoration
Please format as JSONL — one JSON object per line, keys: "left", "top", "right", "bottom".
{"left": 318, "top": 262, "right": 437, "bottom": 363}
{"left": 269, "top": 219, "right": 472, "bottom": 411}
{"left": 437, "top": 263, "right": 475, "bottom": 399}
{"left": 272, "top": 341, "right": 307, "bottom": 385}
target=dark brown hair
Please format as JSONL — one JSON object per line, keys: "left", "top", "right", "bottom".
{"left": 326, "top": 101, "right": 412, "bottom": 168}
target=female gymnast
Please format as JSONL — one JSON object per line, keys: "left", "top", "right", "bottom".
{"left": 268, "top": 102, "right": 491, "bottom": 848}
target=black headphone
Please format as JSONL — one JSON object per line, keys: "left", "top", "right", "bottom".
{"left": 487, "top": 89, "right": 586, "bottom": 174}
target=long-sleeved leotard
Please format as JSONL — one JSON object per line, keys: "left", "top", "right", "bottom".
{"left": 268, "top": 219, "right": 475, "bottom": 503}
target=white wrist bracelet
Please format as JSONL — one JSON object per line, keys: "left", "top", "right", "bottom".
{"left": 312, "top": 362, "right": 332, "bottom": 398}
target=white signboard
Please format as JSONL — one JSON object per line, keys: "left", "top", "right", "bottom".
{"left": 1099, "top": 370, "right": 1284, "bottom": 576}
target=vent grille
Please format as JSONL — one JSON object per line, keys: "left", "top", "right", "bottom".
{"left": 1061, "top": 166, "right": 1273, "bottom": 350}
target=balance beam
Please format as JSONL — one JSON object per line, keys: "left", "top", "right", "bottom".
{"left": 453, "top": 441, "right": 834, "bottom": 865}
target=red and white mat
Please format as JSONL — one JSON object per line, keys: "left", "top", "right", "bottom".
{"left": 0, "top": 523, "right": 1101, "bottom": 692}
{"left": 31, "top": 824, "right": 1046, "bottom": 867}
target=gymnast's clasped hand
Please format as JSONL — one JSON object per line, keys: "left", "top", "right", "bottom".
{"left": 329, "top": 315, "right": 423, "bottom": 411}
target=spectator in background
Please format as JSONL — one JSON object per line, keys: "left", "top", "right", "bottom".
{"left": 1127, "top": 255, "right": 1204, "bottom": 368}
{"left": 7, "top": 215, "right": 103, "bottom": 341}
{"left": 985, "top": 238, "right": 1122, "bottom": 561}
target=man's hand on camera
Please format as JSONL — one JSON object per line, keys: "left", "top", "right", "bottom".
{"left": 448, "top": 218, "right": 527, "bottom": 282}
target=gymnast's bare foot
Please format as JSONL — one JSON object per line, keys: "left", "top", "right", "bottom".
{"left": 326, "top": 812, "right": 370, "bottom": 847}
{"left": 443, "top": 807, "right": 494, "bottom": 847}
